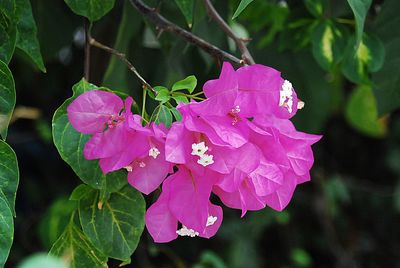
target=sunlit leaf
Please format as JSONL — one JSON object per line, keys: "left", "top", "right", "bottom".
{"left": 171, "top": 75, "right": 197, "bottom": 94}
{"left": 345, "top": 85, "right": 387, "bottom": 137}
{"left": 79, "top": 186, "right": 145, "bottom": 261}
{"left": 0, "top": 60, "right": 15, "bottom": 139}
{"left": 346, "top": 0, "right": 372, "bottom": 47}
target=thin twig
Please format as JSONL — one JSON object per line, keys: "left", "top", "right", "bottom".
{"left": 203, "top": 0, "right": 255, "bottom": 65}
{"left": 128, "top": 0, "right": 242, "bottom": 66}
{"left": 84, "top": 19, "right": 91, "bottom": 81}
{"left": 88, "top": 36, "right": 156, "bottom": 94}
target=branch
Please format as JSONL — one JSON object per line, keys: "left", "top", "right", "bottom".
{"left": 88, "top": 36, "right": 156, "bottom": 94}
{"left": 203, "top": 0, "right": 255, "bottom": 65}
{"left": 128, "top": 0, "right": 243, "bottom": 66}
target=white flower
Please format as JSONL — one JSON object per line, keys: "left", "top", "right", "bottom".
{"left": 206, "top": 215, "right": 218, "bottom": 227}
{"left": 197, "top": 154, "right": 214, "bottom": 167}
{"left": 176, "top": 225, "right": 199, "bottom": 237}
{"left": 124, "top": 165, "right": 133, "bottom": 172}
{"left": 279, "top": 80, "right": 293, "bottom": 113}
{"left": 191, "top": 142, "right": 208, "bottom": 157}
{"left": 149, "top": 147, "right": 160, "bottom": 159}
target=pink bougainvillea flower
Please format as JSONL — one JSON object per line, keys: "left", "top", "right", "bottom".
{"left": 145, "top": 166, "right": 223, "bottom": 242}
{"left": 202, "top": 62, "right": 300, "bottom": 119}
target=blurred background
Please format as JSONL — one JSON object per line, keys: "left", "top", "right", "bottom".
{"left": 6, "top": 0, "right": 400, "bottom": 267}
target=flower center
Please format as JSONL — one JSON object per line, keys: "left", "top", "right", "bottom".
{"left": 279, "top": 80, "right": 293, "bottom": 113}
{"left": 107, "top": 114, "right": 125, "bottom": 129}
{"left": 176, "top": 225, "right": 199, "bottom": 237}
{"left": 149, "top": 147, "right": 160, "bottom": 159}
{"left": 228, "top": 105, "right": 241, "bottom": 125}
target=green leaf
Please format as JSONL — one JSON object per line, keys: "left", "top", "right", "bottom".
{"left": 64, "top": 0, "right": 116, "bottom": 22}
{"left": 0, "top": 190, "right": 13, "bottom": 267}
{"left": 38, "top": 198, "right": 77, "bottom": 249}
{"left": 15, "top": 0, "right": 46, "bottom": 72}
{"left": 170, "top": 107, "right": 182, "bottom": 121}
{"left": 0, "top": 140, "right": 19, "bottom": 216}
{"left": 303, "top": 0, "right": 326, "bottom": 17}
{"left": 49, "top": 221, "right": 108, "bottom": 268}
{"left": 174, "top": 0, "right": 194, "bottom": 28}
{"left": 345, "top": 85, "right": 386, "bottom": 138}
{"left": 69, "top": 184, "right": 92, "bottom": 201}
{"left": 79, "top": 186, "right": 145, "bottom": 261}
{"left": 52, "top": 78, "right": 127, "bottom": 194}
{"left": 372, "top": 0, "right": 400, "bottom": 115}
{"left": 346, "top": 0, "right": 372, "bottom": 47}
{"left": 0, "top": 60, "right": 15, "bottom": 139}
{"left": 341, "top": 34, "right": 385, "bottom": 84}
{"left": 150, "top": 104, "right": 173, "bottom": 128}
{"left": 102, "top": 0, "right": 142, "bottom": 92}
{"left": 155, "top": 87, "right": 171, "bottom": 103}
{"left": 232, "top": 0, "right": 254, "bottom": 20}
{"left": 17, "top": 253, "right": 68, "bottom": 268}
{"left": 311, "top": 20, "right": 346, "bottom": 70}
{"left": 171, "top": 75, "right": 197, "bottom": 93}
{"left": 0, "top": 0, "right": 17, "bottom": 64}
{"left": 172, "top": 95, "right": 189, "bottom": 105}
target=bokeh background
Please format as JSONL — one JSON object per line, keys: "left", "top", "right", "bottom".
{"left": 7, "top": 0, "right": 400, "bottom": 267}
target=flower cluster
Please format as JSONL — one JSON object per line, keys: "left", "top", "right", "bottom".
{"left": 67, "top": 62, "right": 321, "bottom": 243}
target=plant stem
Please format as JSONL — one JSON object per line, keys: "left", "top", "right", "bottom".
{"left": 203, "top": 0, "right": 255, "bottom": 65}
{"left": 88, "top": 36, "right": 156, "bottom": 94}
{"left": 128, "top": 0, "right": 243, "bottom": 66}
{"left": 141, "top": 87, "right": 147, "bottom": 121}
{"left": 84, "top": 19, "right": 91, "bottom": 81}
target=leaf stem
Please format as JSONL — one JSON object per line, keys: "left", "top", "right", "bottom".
{"left": 141, "top": 87, "right": 147, "bottom": 122}
{"left": 203, "top": 0, "right": 255, "bottom": 65}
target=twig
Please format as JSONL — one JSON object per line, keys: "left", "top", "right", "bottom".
{"left": 128, "top": 0, "right": 242, "bottom": 66}
{"left": 88, "top": 36, "right": 156, "bottom": 94}
{"left": 203, "top": 0, "right": 255, "bottom": 65}
{"left": 84, "top": 19, "right": 91, "bottom": 81}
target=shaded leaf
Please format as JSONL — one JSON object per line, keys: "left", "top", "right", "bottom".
{"left": 52, "top": 79, "right": 127, "bottom": 195}
{"left": 69, "top": 184, "right": 92, "bottom": 201}
{"left": 346, "top": 0, "right": 372, "bottom": 47}
{"left": 49, "top": 221, "right": 108, "bottom": 268}
{"left": 15, "top": 0, "right": 46, "bottom": 72}
{"left": 345, "top": 85, "right": 386, "bottom": 137}
{"left": 0, "top": 60, "right": 15, "bottom": 139}
{"left": 174, "top": 0, "right": 194, "bottom": 28}
{"left": 79, "top": 186, "right": 145, "bottom": 261}
{"left": 0, "top": 190, "right": 13, "bottom": 267}
{"left": 150, "top": 104, "right": 173, "bottom": 128}
{"left": 170, "top": 107, "right": 182, "bottom": 121}
{"left": 311, "top": 20, "right": 346, "bottom": 70}
{"left": 0, "top": 0, "right": 17, "bottom": 63}
{"left": 373, "top": 0, "right": 400, "bottom": 115}
{"left": 341, "top": 34, "right": 385, "bottom": 84}
{"left": 0, "top": 140, "right": 19, "bottom": 216}
{"left": 64, "top": 0, "right": 116, "bottom": 22}
{"left": 232, "top": 0, "right": 254, "bottom": 20}
{"left": 304, "top": 0, "right": 326, "bottom": 17}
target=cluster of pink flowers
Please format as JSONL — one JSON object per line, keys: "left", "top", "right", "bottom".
{"left": 67, "top": 62, "right": 321, "bottom": 243}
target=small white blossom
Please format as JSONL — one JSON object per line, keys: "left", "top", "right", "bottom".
{"left": 206, "top": 215, "right": 218, "bottom": 227}
{"left": 124, "top": 165, "right": 133, "bottom": 172}
{"left": 191, "top": 142, "right": 208, "bottom": 157}
{"left": 279, "top": 80, "right": 293, "bottom": 113}
{"left": 297, "top": 101, "right": 305, "bottom": 110}
{"left": 149, "top": 147, "right": 160, "bottom": 159}
{"left": 176, "top": 225, "right": 199, "bottom": 237}
{"left": 197, "top": 154, "right": 214, "bottom": 167}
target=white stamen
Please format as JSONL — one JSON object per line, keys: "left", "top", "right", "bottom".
{"left": 297, "top": 101, "right": 305, "bottom": 110}
{"left": 139, "top": 161, "right": 146, "bottom": 168}
{"left": 124, "top": 165, "right": 133, "bottom": 172}
{"left": 197, "top": 154, "right": 214, "bottom": 167}
{"left": 206, "top": 215, "right": 217, "bottom": 227}
{"left": 279, "top": 80, "right": 293, "bottom": 113}
{"left": 149, "top": 147, "right": 160, "bottom": 159}
{"left": 191, "top": 142, "right": 208, "bottom": 157}
{"left": 176, "top": 225, "right": 199, "bottom": 237}
{"left": 232, "top": 105, "right": 241, "bottom": 113}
